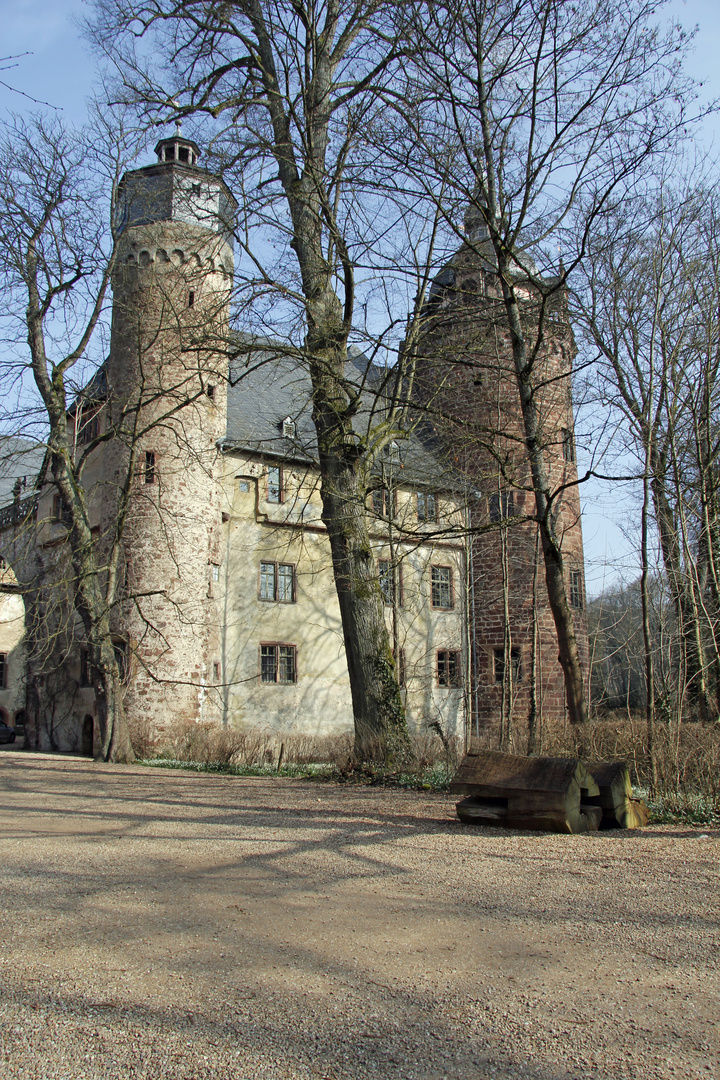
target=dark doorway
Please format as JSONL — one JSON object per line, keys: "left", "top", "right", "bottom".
{"left": 82, "top": 715, "right": 94, "bottom": 757}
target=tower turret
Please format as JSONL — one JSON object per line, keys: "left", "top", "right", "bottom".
{"left": 418, "top": 218, "right": 588, "bottom": 747}
{"left": 105, "top": 132, "right": 237, "bottom": 738}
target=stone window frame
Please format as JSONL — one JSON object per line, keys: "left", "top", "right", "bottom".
{"left": 417, "top": 490, "right": 438, "bottom": 523}
{"left": 493, "top": 646, "right": 523, "bottom": 685}
{"left": 258, "top": 561, "right": 296, "bottom": 603}
{"left": 378, "top": 558, "right": 404, "bottom": 607}
{"left": 489, "top": 490, "right": 514, "bottom": 522}
{"left": 371, "top": 485, "right": 396, "bottom": 520}
{"left": 260, "top": 643, "right": 297, "bottom": 684}
{"left": 266, "top": 465, "right": 283, "bottom": 503}
{"left": 437, "top": 649, "right": 461, "bottom": 688}
{"left": 569, "top": 569, "right": 584, "bottom": 610}
{"left": 144, "top": 450, "right": 156, "bottom": 485}
{"left": 76, "top": 405, "right": 100, "bottom": 446}
{"left": 430, "top": 564, "right": 454, "bottom": 610}
{"left": 562, "top": 427, "right": 575, "bottom": 463}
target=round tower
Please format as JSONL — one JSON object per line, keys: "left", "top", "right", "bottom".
{"left": 105, "top": 128, "right": 237, "bottom": 738}
{"left": 418, "top": 229, "right": 589, "bottom": 749}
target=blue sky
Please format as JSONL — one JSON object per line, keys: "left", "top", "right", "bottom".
{"left": 1, "top": 0, "right": 718, "bottom": 130}
{"left": 2, "top": 0, "right": 719, "bottom": 595}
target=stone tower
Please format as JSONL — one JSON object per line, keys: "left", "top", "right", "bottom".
{"left": 106, "top": 127, "right": 237, "bottom": 736}
{"left": 418, "top": 212, "right": 589, "bottom": 749}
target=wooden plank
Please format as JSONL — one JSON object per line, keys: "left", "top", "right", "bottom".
{"left": 456, "top": 798, "right": 508, "bottom": 826}
{"left": 625, "top": 798, "right": 650, "bottom": 829}
{"left": 450, "top": 751, "right": 599, "bottom": 798}
{"left": 579, "top": 805, "right": 603, "bottom": 832}
{"left": 586, "top": 762, "right": 648, "bottom": 829}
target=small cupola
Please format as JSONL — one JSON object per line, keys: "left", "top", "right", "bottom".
{"left": 154, "top": 121, "right": 201, "bottom": 167}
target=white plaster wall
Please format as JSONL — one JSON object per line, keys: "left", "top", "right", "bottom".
{"left": 0, "top": 572, "right": 25, "bottom": 725}
{"left": 219, "top": 453, "right": 467, "bottom": 740}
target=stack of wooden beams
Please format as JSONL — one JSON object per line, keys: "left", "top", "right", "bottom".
{"left": 450, "top": 751, "right": 649, "bottom": 835}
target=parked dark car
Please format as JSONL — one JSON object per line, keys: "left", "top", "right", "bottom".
{"left": 0, "top": 721, "right": 16, "bottom": 744}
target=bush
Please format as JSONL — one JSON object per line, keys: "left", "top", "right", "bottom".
{"left": 138, "top": 721, "right": 462, "bottom": 791}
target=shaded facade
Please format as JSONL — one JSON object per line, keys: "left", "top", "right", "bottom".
{"left": 416, "top": 226, "right": 589, "bottom": 749}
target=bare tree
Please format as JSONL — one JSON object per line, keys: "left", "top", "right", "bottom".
{"left": 0, "top": 114, "right": 136, "bottom": 760}
{"left": 87, "top": 0, "right": 461, "bottom": 760}
{"left": 576, "top": 182, "right": 720, "bottom": 747}
{"left": 85, "top": 0, "right": 705, "bottom": 750}
{"left": 390, "top": 0, "right": 700, "bottom": 727}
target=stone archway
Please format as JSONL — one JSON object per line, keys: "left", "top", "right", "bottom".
{"left": 82, "top": 715, "right": 94, "bottom": 757}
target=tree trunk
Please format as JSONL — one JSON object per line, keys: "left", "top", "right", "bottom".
{"left": 310, "top": 345, "right": 410, "bottom": 763}
{"left": 527, "top": 525, "right": 540, "bottom": 755}
{"left": 640, "top": 465, "right": 658, "bottom": 795}
{"left": 651, "top": 453, "right": 710, "bottom": 722}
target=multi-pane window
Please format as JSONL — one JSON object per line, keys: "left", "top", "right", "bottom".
{"left": 378, "top": 560, "right": 403, "bottom": 606}
{"left": 378, "top": 559, "right": 392, "bottom": 604}
{"left": 144, "top": 451, "right": 156, "bottom": 484}
{"left": 562, "top": 428, "right": 575, "bottom": 463}
{"left": 417, "top": 491, "right": 438, "bottom": 522}
{"left": 430, "top": 565, "right": 453, "bottom": 609}
{"left": 259, "top": 561, "right": 295, "bottom": 602}
{"left": 489, "top": 490, "right": 514, "bottom": 522}
{"left": 372, "top": 486, "right": 394, "bottom": 519}
{"left": 77, "top": 406, "right": 100, "bottom": 445}
{"left": 113, "top": 640, "right": 128, "bottom": 682}
{"left": 569, "top": 569, "right": 584, "bottom": 610}
{"left": 437, "top": 650, "right": 461, "bottom": 688}
{"left": 261, "top": 644, "right": 297, "bottom": 684}
{"left": 494, "top": 647, "right": 522, "bottom": 684}
{"left": 282, "top": 417, "right": 295, "bottom": 438}
{"left": 266, "top": 466, "right": 283, "bottom": 503}
{"left": 0, "top": 652, "right": 6, "bottom": 689}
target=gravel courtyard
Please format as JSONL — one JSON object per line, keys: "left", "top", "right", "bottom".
{"left": 0, "top": 753, "right": 718, "bottom": 1080}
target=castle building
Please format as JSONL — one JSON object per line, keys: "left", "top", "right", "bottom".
{"left": 0, "top": 137, "right": 587, "bottom": 755}
{"left": 0, "top": 134, "right": 468, "bottom": 753}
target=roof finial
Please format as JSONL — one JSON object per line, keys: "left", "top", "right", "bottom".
{"left": 175, "top": 118, "right": 183, "bottom": 137}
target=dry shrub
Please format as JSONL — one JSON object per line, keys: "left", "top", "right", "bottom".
{"left": 273, "top": 731, "right": 354, "bottom": 767}
{"left": 128, "top": 710, "right": 160, "bottom": 760}
{"left": 535, "top": 712, "right": 720, "bottom": 797}
{"left": 156, "top": 720, "right": 276, "bottom": 766}
{"left": 144, "top": 721, "right": 463, "bottom": 780}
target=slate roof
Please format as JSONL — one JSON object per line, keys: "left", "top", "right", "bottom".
{"left": 224, "top": 339, "right": 446, "bottom": 487}
{"left": 0, "top": 438, "right": 47, "bottom": 506}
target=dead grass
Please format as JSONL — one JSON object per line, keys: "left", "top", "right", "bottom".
{"left": 133, "top": 719, "right": 462, "bottom": 789}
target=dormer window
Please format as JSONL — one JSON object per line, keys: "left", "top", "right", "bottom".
{"left": 385, "top": 440, "right": 401, "bottom": 464}
{"left": 282, "top": 417, "right": 295, "bottom": 438}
